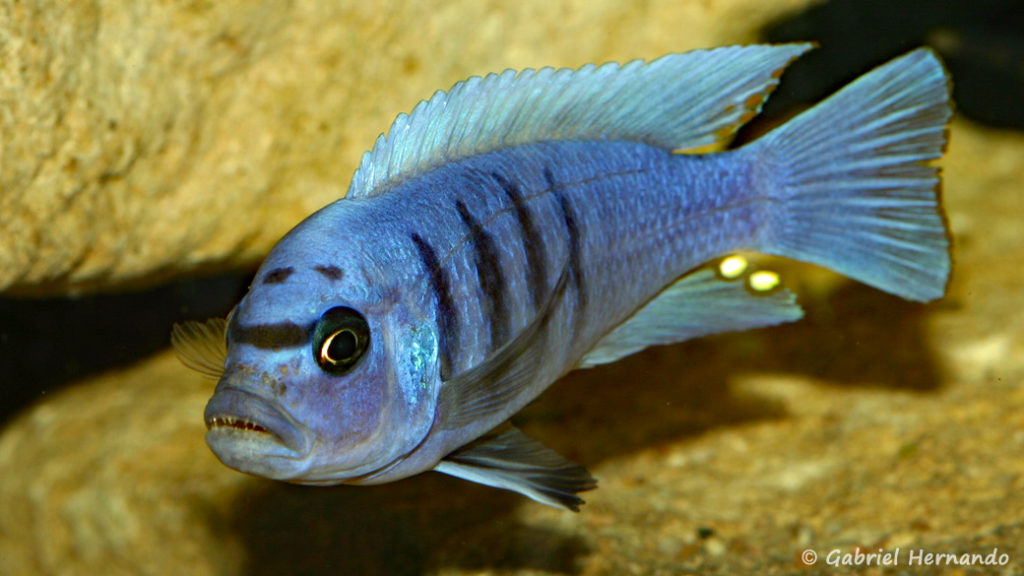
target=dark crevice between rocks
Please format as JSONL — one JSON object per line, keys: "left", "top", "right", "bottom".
{"left": 736, "top": 0, "right": 1024, "bottom": 145}
{"left": 0, "top": 272, "right": 251, "bottom": 426}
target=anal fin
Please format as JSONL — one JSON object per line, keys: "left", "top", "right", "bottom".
{"left": 435, "top": 426, "right": 597, "bottom": 511}
{"left": 578, "top": 257, "right": 803, "bottom": 368}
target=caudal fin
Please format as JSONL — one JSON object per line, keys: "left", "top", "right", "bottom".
{"left": 751, "top": 49, "right": 952, "bottom": 302}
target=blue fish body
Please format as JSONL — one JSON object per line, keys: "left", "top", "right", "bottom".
{"left": 174, "top": 45, "right": 952, "bottom": 510}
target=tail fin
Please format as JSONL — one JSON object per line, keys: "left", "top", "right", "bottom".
{"left": 750, "top": 49, "right": 952, "bottom": 302}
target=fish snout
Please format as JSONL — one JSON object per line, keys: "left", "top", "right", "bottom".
{"left": 203, "top": 384, "right": 310, "bottom": 477}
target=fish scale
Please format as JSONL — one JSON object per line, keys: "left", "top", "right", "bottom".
{"left": 173, "top": 45, "right": 952, "bottom": 510}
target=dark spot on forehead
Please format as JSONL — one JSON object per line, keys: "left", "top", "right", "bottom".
{"left": 261, "top": 267, "right": 294, "bottom": 285}
{"left": 314, "top": 265, "right": 343, "bottom": 281}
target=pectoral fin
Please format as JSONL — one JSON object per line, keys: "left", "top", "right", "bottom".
{"left": 171, "top": 317, "right": 228, "bottom": 378}
{"left": 435, "top": 426, "right": 597, "bottom": 511}
{"left": 579, "top": 258, "right": 803, "bottom": 368}
{"left": 438, "top": 267, "right": 569, "bottom": 431}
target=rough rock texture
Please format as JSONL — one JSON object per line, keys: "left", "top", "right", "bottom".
{"left": 0, "top": 0, "right": 807, "bottom": 294}
{"left": 1, "top": 114, "right": 1022, "bottom": 574}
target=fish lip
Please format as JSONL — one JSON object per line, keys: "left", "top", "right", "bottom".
{"left": 203, "top": 387, "right": 308, "bottom": 455}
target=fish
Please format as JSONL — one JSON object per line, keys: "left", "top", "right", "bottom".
{"left": 172, "top": 44, "right": 952, "bottom": 511}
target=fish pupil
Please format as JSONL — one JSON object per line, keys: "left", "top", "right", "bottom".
{"left": 325, "top": 329, "right": 357, "bottom": 363}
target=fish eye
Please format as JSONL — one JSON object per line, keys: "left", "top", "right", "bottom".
{"left": 312, "top": 306, "right": 370, "bottom": 375}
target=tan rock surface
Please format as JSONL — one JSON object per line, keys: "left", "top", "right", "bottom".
{"left": 0, "top": 0, "right": 808, "bottom": 294}
{"left": 1, "top": 116, "right": 1022, "bottom": 575}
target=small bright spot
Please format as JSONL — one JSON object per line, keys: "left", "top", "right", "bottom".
{"left": 719, "top": 255, "right": 748, "bottom": 279}
{"left": 749, "top": 270, "right": 781, "bottom": 292}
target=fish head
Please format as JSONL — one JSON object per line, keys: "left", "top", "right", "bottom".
{"left": 203, "top": 234, "right": 443, "bottom": 484}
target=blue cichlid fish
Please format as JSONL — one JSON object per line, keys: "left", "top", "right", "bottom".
{"left": 173, "top": 44, "right": 951, "bottom": 510}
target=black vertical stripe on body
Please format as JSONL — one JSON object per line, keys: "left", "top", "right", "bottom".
{"left": 492, "top": 171, "right": 548, "bottom": 311}
{"left": 456, "top": 200, "right": 510, "bottom": 351}
{"left": 411, "top": 233, "right": 458, "bottom": 381}
{"left": 546, "top": 167, "right": 587, "bottom": 323}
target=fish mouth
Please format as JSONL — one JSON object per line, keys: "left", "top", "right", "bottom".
{"left": 206, "top": 414, "right": 273, "bottom": 435}
{"left": 204, "top": 387, "right": 309, "bottom": 475}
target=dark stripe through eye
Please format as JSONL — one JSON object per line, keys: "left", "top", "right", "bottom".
{"left": 493, "top": 171, "right": 548, "bottom": 312}
{"left": 411, "top": 233, "right": 457, "bottom": 381}
{"left": 456, "top": 200, "right": 510, "bottom": 352}
{"left": 229, "top": 321, "right": 311, "bottom": 349}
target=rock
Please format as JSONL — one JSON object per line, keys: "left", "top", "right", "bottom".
{"left": 0, "top": 0, "right": 809, "bottom": 295}
{"left": 0, "top": 353, "right": 248, "bottom": 575}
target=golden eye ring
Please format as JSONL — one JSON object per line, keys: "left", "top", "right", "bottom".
{"left": 320, "top": 328, "right": 357, "bottom": 365}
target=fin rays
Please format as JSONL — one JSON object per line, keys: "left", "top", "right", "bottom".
{"left": 438, "top": 266, "right": 570, "bottom": 431}
{"left": 171, "top": 318, "right": 228, "bottom": 379}
{"left": 435, "top": 426, "right": 597, "bottom": 511}
{"left": 753, "top": 49, "right": 951, "bottom": 302}
{"left": 348, "top": 44, "right": 813, "bottom": 198}
{"left": 578, "top": 258, "right": 803, "bottom": 368}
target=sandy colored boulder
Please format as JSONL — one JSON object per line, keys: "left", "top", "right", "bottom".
{"left": 0, "top": 0, "right": 808, "bottom": 295}
{"left": 0, "top": 354, "right": 248, "bottom": 576}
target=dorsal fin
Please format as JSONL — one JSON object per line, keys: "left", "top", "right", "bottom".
{"left": 348, "top": 44, "right": 813, "bottom": 198}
